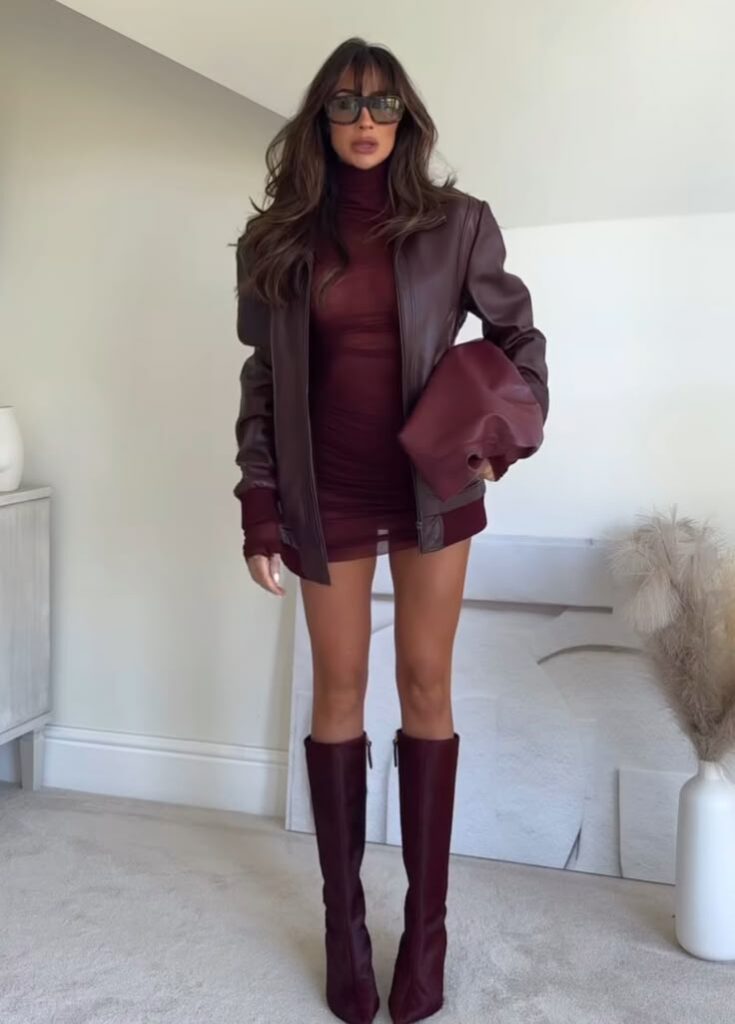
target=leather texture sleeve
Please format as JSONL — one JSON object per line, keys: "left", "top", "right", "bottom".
{"left": 461, "top": 200, "right": 549, "bottom": 424}
{"left": 233, "top": 245, "right": 282, "bottom": 543}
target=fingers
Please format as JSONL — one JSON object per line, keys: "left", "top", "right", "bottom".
{"left": 246, "top": 553, "right": 286, "bottom": 596}
{"left": 269, "top": 553, "right": 285, "bottom": 593}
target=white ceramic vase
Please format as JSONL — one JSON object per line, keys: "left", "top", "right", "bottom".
{"left": 0, "top": 406, "right": 24, "bottom": 492}
{"left": 675, "top": 759, "right": 735, "bottom": 960}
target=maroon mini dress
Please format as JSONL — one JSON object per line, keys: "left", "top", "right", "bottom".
{"left": 242, "top": 158, "right": 486, "bottom": 576}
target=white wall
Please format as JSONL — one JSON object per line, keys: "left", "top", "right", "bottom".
{"left": 0, "top": 0, "right": 295, "bottom": 802}
{"left": 456, "top": 210, "right": 735, "bottom": 542}
{"left": 53, "top": 0, "right": 735, "bottom": 227}
{"left": 2, "top": 0, "right": 734, "bottom": 813}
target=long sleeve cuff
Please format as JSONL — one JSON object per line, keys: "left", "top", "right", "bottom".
{"left": 240, "top": 486, "right": 280, "bottom": 531}
{"left": 243, "top": 521, "right": 283, "bottom": 559}
{"left": 240, "top": 486, "right": 283, "bottom": 559}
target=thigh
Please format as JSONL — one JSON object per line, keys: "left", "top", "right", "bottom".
{"left": 389, "top": 539, "right": 471, "bottom": 670}
{"left": 300, "top": 555, "right": 378, "bottom": 679}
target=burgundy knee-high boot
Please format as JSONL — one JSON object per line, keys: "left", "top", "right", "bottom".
{"left": 388, "top": 728, "right": 460, "bottom": 1024}
{"left": 304, "top": 731, "right": 380, "bottom": 1024}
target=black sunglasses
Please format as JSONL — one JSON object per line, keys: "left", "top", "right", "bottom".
{"left": 324, "top": 93, "right": 405, "bottom": 125}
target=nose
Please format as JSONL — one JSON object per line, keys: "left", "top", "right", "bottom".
{"left": 357, "top": 103, "right": 373, "bottom": 128}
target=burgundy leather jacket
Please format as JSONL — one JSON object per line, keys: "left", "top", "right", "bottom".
{"left": 233, "top": 192, "right": 549, "bottom": 585}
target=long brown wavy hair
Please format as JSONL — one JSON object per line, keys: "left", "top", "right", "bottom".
{"left": 235, "top": 37, "right": 461, "bottom": 308}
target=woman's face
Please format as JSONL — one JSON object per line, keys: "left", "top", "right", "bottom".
{"left": 326, "top": 66, "right": 400, "bottom": 171}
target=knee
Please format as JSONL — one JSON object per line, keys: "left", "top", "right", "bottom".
{"left": 396, "top": 655, "right": 450, "bottom": 718}
{"left": 312, "top": 665, "right": 368, "bottom": 720}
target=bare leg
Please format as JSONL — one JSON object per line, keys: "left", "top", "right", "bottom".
{"left": 389, "top": 538, "right": 471, "bottom": 739}
{"left": 387, "top": 538, "right": 471, "bottom": 1024}
{"left": 300, "top": 554, "right": 377, "bottom": 743}
{"left": 301, "top": 554, "right": 381, "bottom": 1024}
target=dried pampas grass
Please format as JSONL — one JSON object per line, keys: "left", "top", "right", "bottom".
{"left": 607, "top": 506, "right": 735, "bottom": 762}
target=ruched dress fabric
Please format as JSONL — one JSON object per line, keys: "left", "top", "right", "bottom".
{"left": 242, "top": 158, "right": 487, "bottom": 575}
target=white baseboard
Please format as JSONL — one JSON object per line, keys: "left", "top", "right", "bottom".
{"left": 0, "top": 724, "right": 288, "bottom": 818}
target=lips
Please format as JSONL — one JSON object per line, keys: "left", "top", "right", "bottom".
{"left": 351, "top": 141, "right": 378, "bottom": 153}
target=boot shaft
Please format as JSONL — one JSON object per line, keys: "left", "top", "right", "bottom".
{"left": 305, "top": 731, "right": 372, "bottom": 887}
{"left": 304, "top": 731, "right": 380, "bottom": 1024}
{"left": 393, "top": 728, "right": 460, "bottom": 891}
{"left": 388, "top": 728, "right": 460, "bottom": 1024}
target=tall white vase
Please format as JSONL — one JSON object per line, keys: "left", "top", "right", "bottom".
{"left": 675, "top": 759, "right": 735, "bottom": 960}
{"left": 0, "top": 406, "right": 24, "bottom": 492}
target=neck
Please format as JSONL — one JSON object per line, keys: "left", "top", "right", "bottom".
{"left": 335, "top": 157, "right": 390, "bottom": 213}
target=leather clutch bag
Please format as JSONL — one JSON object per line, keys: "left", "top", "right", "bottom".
{"left": 397, "top": 339, "right": 545, "bottom": 501}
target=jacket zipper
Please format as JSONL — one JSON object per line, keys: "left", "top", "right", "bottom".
{"left": 302, "top": 255, "right": 329, "bottom": 568}
{"left": 393, "top": 244, "right": 423, "bottom": 539}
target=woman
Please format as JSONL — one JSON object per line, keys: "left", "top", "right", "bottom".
{"left": 233, "top": 38, "right": 549, "bottom": 1024}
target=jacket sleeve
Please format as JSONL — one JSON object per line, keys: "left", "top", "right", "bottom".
{"left": 460, "top": 199, "right": 549, "bottom": 482}
{"left": 233, "top": 244, "right": 283, "bottom": 556}
{"left": 461, "top": 199, "right": 549, "bottom": 419}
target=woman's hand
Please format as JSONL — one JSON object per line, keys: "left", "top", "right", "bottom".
{"left": 468, "top": 455, "right": 496, "bottom": 481}
{"left": 246, "top": 553, "right": 286, "bottom": 597}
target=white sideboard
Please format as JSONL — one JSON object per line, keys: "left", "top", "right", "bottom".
{"left": 0, "top": 485, "right": 52, "bottom": 789}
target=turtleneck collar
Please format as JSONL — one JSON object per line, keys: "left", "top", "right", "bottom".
{"left": 335, "top": 157, "right": 390, "bottom": 214}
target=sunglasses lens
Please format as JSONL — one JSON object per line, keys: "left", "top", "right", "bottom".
{"left": 325, "top": 97, "right": 359, "bottom": 123}
{"left": 370, "top": 96, "right": 404, "bottom": 123}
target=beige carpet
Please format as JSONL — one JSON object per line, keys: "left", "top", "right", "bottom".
{"left": 0, "top": 782, "right": 731, "bottom": 1024}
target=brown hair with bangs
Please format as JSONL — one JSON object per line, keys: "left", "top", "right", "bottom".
{"left": 235, "top": 37, "right": 460, "bottom": 308}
